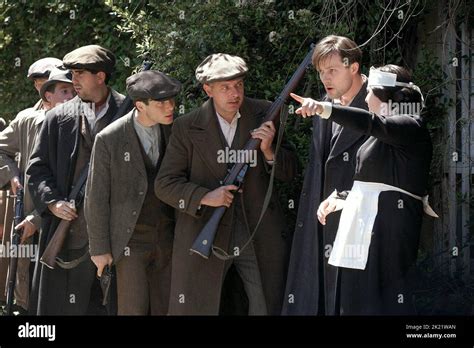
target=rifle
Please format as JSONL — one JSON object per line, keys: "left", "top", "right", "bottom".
{"left": 40, "top": 164, "right": 89, "bottom": 269}
{"left": 190, "top": 45, "right": 314, "bottom": 259}
{"left": 40, "top": 59, "right": 154, "bottom": 270}
{"left": 5, "top": 175, "right": 24, "bottom": 315}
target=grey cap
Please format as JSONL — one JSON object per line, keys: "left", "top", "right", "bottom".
{"left": 195, "top": 53, "right": 248, "bottom": 84}
{"left": 39, "top": 67, "right": 73, "bottom": 101}
{"left": 27, "top": 57, "right": 63, "bottom": 79}
{"left": 63, "top": 45, "right": 115, "bottom": 74}
{"left": 126, "top": 70, "right": 181, "bottom": 101}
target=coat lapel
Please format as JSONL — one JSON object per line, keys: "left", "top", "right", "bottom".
{"left": 327, "top": 80, "right": 368, "bottom": 162}
{"left": 234, "top": 97, "right": 260, "bottom": 150}
{"left": 122, "top": 110, "right": 147, "bottom": 179}
{"left": 188, "top": 99, "right": 228, "bottom": 181}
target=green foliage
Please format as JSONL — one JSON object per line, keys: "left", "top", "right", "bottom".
{"left": 0, "top": 0, "right": 136, "bottom": 120}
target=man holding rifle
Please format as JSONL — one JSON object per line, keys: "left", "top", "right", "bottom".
{"left": 85, "top": 70, "right": 180, "bottom": 315}
{"left": 27, "top": 45, "right": 126, "bottom": 315}
{"left": 0, "top": 66, "right": 75, "bottom": 314}
{"left": 155, "top": 53, "right": 297, "bottom": 315}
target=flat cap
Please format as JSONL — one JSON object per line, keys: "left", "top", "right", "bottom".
{"left": 126, "top": 70, "right": 181, "bottom": 101}
{"left": 27, "top": 57, "right": 62, "bottom": 79}
{"left": 40, "top": 67, "right": 73, "bottom": 101}
{"left": 195, "top": 53, "right": 248, "bottom": 84}
{"left": 63, "top": 45, "right": 115, "bottom": 74}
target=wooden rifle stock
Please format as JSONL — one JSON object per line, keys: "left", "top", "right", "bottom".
{"left": 190, "top": 45, "right": 315, "bottom": 259}
{"left": 40, "top": 219, "right": 71, "bottom": 269}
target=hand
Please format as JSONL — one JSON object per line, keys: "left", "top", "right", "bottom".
{"left": 200, "top": 185, "right": 239, "bottom": 208}
{"left": 290, "top": 93, "right": 323, "bottom": 117}
{"left": 251, "top": 121, "right": 276, "bottom": 160}
{"left": 48, "top": 200, "right": 78, "bottom": 221}
{"left": 15, "top": 217, "right": 38, "bottom": 244}
{"left": 91, "top": 253, "right": 113, "bottom": 277}
{"left": 317, "top": 197, "right": 338, "bottom": 225}
{"left": 10, "top": 176, "right": 23, "bottom": 195}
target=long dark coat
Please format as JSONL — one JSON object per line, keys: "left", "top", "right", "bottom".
{"left": 155, "top": 97, "right": 298, "bottom": 315}
{"left": 282, "top": 83, "right": 368, "bottom": 315}
{"left": 328, "top": 105, "right": 433, "bottom": 315}
{"left": 26, "top": 90, "right": 125, "bottom": 315}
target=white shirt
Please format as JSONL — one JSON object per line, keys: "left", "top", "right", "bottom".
{"left": 83, "top": 93, "right": 111, "bottom": 131}
{"left": 216, "top": 111, "right": 241, "bottom": 146}
{"left": 133, "top": 111, "right": 160, "bottom": 165}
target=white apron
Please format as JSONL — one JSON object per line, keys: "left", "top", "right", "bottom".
{"left": 328, "top": 180, "right": 438, "bottom": 270}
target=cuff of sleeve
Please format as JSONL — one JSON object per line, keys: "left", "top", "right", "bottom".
{"left": 187, "top": 186, "right": 212, "bottom": 218}
{"left": 318, "top": 102, "right": 333, "bottom": 119}
{"left": 89, "top": 240, "right": 112, "bottom": 257}
{"left": 329, "top": 189, "right": 345, "bottom": 211}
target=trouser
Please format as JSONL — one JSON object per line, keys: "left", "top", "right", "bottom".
{"left": 115, "top": 225, "right": 171, "bottom": 315}
{"left": 38, "top": 246, "right": 103, "bottom": 315}
{"left": 223, "top": 210, "right": 267, "bottom": 315}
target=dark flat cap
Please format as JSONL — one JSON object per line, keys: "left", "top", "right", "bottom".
{"left": 195, "top": 53, "right": 248, "bottom": 84}
{"left": 27, "top": 57, "right": 62, "bottom": 79}
{"left": 63, "top": 45, "right": 115, "bottom": 74}
{"left": 126, "top": 70, "right": 181, "bottom": 101}
{"left": 40, "top": 67, "right": 73, "bottom": 101}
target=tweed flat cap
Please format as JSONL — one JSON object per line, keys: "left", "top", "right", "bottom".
{"left": 126, "top": 70, "right": 181, "bottom": 101}
{"left": 27, "top": 57, "right": 62, "bottom": 79}
{"left": 39, "top": 67, "right": 73, "bottom": 101}
{"left": 63, "top": 45, "right": 116, "bottom": 74}
{"left": 195, "top": 53, "right": 248, "bottom": 84}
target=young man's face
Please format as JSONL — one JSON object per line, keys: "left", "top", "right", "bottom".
{"left": 203, "top": 78, "right": 244, "bottom": 118}
{"left": 45, "top": 82, "right": 76, "bottom": 107}
{"left": 137, "top": 98, "right": 176, "bottom": 126}
{"left": 71, "top": 69, "right": 105, "bottom": 102}
{"left": 317, "top": 53, "right": 358, "bottom": 100}
{"left": 33, "top": 77, "right": 48, "bottom": 93}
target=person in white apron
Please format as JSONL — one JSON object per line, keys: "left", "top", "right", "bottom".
{"left": 291, "top": 65, "right": 438, "bottom": 315}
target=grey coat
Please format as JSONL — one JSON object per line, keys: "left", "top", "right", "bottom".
{"left": 84, "top": 110, "right": 174, "bottom": 264}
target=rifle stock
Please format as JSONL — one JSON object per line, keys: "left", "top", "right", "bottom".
{"left": 190, "top": 45, "right": 314, "bottom": 259}
{"left": 40, "top": 219, "right": 71, "bottom": 269}
{"left": 39, "top": 59, "right": 153, "bottom": 269}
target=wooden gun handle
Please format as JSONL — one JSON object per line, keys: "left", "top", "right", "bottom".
{"left": 40, "top": 219, "right": 71, "bottom": 269}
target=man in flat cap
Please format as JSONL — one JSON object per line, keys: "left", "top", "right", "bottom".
{"left": 0, "top": 57, "right": 64, "bottom": 312}
{"left": 155, "top": 53, "right": 297, "bottom": 315}
{"left": 27, "top": 57, "right": 64, "bottom": 110}
{"left": 84, "top": 70, "right": 180, "bottom": 315}
{"left": 27, "top": 44, "right": 127, "bottom": 315}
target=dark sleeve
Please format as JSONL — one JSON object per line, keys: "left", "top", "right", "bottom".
{"left": 154, "top": 118, "right": 211, "bottom": 218}
{"left": 330, "top": 105, "right": 424, "bottom": 147}
{"left": 26, "top": 112, "right": 62, "bottom": 215}
{"left": 336, "top": 190, "right": 350, "bottom": 200}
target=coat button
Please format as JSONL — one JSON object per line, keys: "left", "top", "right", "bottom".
{"left": 302, "top": 191, "right": 307, "bottom": 196}
{"left": 127, "top": 228, "right": 132, "bottom": 233}
{"left": 138, "top": 191, "right": 144, "bottom": 195}
{"left": 132, "top": 211, "right": 137, "bottom": 216}
{"left": 297, "top": 222, "right": 303, "bottom": 228}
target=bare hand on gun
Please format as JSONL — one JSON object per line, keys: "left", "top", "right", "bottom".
{"left": 15, "top": 217, "right": 38, "bottom": 243}
{"left": 10, "top": 176, "right": 23, "bottom": 195}
{"left": 200, "top": 185, "right": 239, "bottom": 208}
{"left": 91, "top": 253, "right": 113, "bottom": 277}
{"left": 48, "top": 200, "right": 78, "bottom": 221}
{"left": 290, "top": 93, "right": 324, "bottom": 117}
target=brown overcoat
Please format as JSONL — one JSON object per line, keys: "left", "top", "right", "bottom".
{"left": 155, "top": 97, "right": 298, "bottom": 315}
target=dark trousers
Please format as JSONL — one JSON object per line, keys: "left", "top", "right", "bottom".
{"left": 223, "top": 208, "right": 267, "bottom": 315}
{"left": 115, "top": 226, "right": 171, "bottom": 315}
